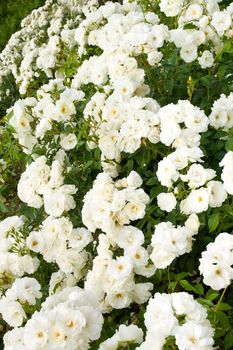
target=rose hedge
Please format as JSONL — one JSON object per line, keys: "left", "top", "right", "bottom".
{"left": 0, "top": 0, "right": 233, "bottom": 349}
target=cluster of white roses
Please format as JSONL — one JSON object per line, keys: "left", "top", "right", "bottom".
{"left": 150, "top": 215, "right": 200, "bottom": 269}
{"left": 209, "top": 92, "right": 233, "bottom": 129}
{"left": 82, "top": 172, "right": 155, "bottom": 310}
{"left": 0, "top": 0, "right": 233, "bottom": 349}
{"left": 27, "top": 216, "right": 92, "bottom": 278}
{"left": 155, "top": 100, "right": 227, "bottom": 216}
{"left": 0, "top": 216, "right": 39, "bottom": 278}
{"left": 9, "top": 86, "right": 84, "bottom": 153}
{"left": 18, "top": 155, "right": 77, "bottom": 216}
{"left": 161, "top": 0, "right": 233, "bottom": 67}
{"left": 1, "top": 0, "right": 231, "bottom": 106}
{"left": 72, "top": 1, "right": 167, "bottom": 163}
{"left": 0, "top": 277, "right": 42, "bottom": 328}
{"left": 139, "top": 292, "right": 214, "bottom": 350}
{"left": 0, "top": 0, "right": 98, "bottom": 96}
{"left": 84, "top": 91, "right": 160, "bottom": 162}
{"left": 85, "top": 233, "right": 154, "bottom": 311}
{"left": 199, "top": 232, "right": 233, "bottom": 290}
{"left": 3, "top": 287, "right": 103, "bottom": 350}
{"left": 82, "top": 171, "right": 149, "bottom": 233}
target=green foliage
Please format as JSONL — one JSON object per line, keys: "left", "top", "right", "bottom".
{"left": 0, "top": 124, "right": 27, "bottom": 220}
{"left": 0, "top": 0, "right": 45, "bottom": 52}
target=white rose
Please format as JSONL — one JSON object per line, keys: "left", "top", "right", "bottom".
{"left": 0, "top": 299, "right": 26, "bottom": 327}
{"left": 60, "top": 133, "right": 77, "bottom": 150}
{"left": 198, "top": 50, "right": 214, "bottom": 69}
{"left": 157, "top": 192, "right": 176, "bottom": 212}
{"left": 127, "top": 171, "right": 143, "bottom": 188}
{"left": 186, "top": 188, "right": 210, "bottom": 214}
{"left": 180, "top": 44, "right": 198, "bottom": 63}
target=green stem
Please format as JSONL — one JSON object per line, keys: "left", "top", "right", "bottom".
{"left": 214, "top": 287, "right": 227, "bottom": 325}
{"left": 167, "top": 265, "right": 171, "bottom": 284}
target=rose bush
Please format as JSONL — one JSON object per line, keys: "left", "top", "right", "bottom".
{"left": 0, "top": 0, "right": 233, "bottom": 349}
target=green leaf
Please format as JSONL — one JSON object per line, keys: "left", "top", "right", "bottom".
{"left": 150, "top": 186, "right": 162, "bottom": 199}
{"left": 200, "top": 75, "right": 213, "bottom": 87}
{"left": 193, "top": 283, "right": 204, "bottom": 295}
{"left": 176, "top": 272, "right": 190, "bottom": 281}
{"left": 206, "top": 289, "right": 219, "bottom": 301}
{"left": 180, "top": 280, "right": 194, "bottom": 292}
{"left": 183, "top": 23, "right": 197, "bottom": 30}
{"left": 223, "top": 205, "right": 233, "bottom": 217}
{"left": 146, "top": 177, "right": 157, "bottom": 186}
{"left": 0, "top": 201, "right": 8, "bottom": 213}
{"left": 225, "top": 137, "right": 233, "bottom": 151}
{"left": 224, "top": 330, "right": 233, "bottom": 349}
{"left": 218, "top": 303, "right": 232, "bottom": 311}
{"left": 168, "top": 281, "right": 177, "bottom": 292}
{"left": 197, "top": 298, "right": 213, "bottom": 308}
{"left": 224, "top": 40, "right": 233, "bottom": 53}
{"left": 208, "top": 213, "right": 219, "bottom": 232}
{"left": 215, "top": 310, "right": 230, "bottom": 328}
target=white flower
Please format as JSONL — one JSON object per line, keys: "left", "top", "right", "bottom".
{"left": 150, "top": 222, "right": 194, "bottom": 268}
{"left": 48, "top": 160, "right": 64, "bottom": 189}
{"left": 185, "top": 214, "right": 200, "bottom": 234}
{"left": 180, "top": 45, "right": 198, "bottom": 63}
{"left": 106, "top": 289, "right": 132, "bottom": 309}
{"left": 19, "top": 134, "right": 37, "bottom": 153}
{"left": 107, "top": 256, "right": 133, "bottom": 280}
{"left": 185, "top": 4, "right": 203, "bottom": 21}
{"left": 133, "top": 283, "right": 153, "bottom": 305}
{"left": 181, "top": 164, "right": 216, "bottom": 189}
{"left": 35, "top": 118, "right": 52, "bottom": 139}
{"left": 198, "top": 51, "right": 214, "bottom": 69}
{"left": 69, "top": 227, "right": 92, "bottom": 252}
{"left": 200, "top": 261, "right": 233, "bottom": 290}
{"left": 99, "top": 335, "right": 119, "bottom": 350}
{"left": 145, "top": 293, "right": 177, "bottom": 335}
{"left": 43, "top": 185, "right": 77, "bottom": 217}
{"left": 55, "top": 97, "right": 76, "bottom": 121}
{"left": 159, "top": 0, "right": 184, "bottom": 17}
{"left": 147, "top": 50, "right": 163, "bottom": 65}
{"left": 199, "top": 232, "right": 233, "bottom": 290}
{"left": 141, "top": 292, "right": 214, "bottom": 350}
{"left": 23, "top": 316, "right": 50, "bottom": 350}
{"left": 128, "top": 246, "right": 149, "bottom": 268}
{"left": 209, "top": 108, "right": 228, "bottom": 129}
{"left": 184, "top": 188, "right": 210, "bottom": 214}
{"left": 3, "top": 328, "right": 25, "bottom": 350}
{"left": 211, "top": 11, "right": 232, "bottom": 35}
{"left": 156, "top": 157, "right": 179, "bottom": 188}
{"left": 180, "top": 101, "right": 209, "bottom": 133}
{"left": 114, "top": 226, "right": 144, "bottom": 249}
{"left": 118, "top": 324, "right": 143, "bottom": 344}
{"left": 122, "top": 201, "right": 147, "bottom": 221}
{"left": 0, "top": 298, "right": 26, "bottom": 327}
{"left": 60, "top": 133, "right": 77, "bottom": 150}
{"left": 207, "top": 180, "right": 227, "bottom": 207}
{"left": 157, "top": 192, "right": 177, "bottom": 212}
{"left": 6, "top": 277, "right": 42, "bottom": 305}
{"left": 175, "top": 320, "right": 214, "bottom": 350}
{"left": 220, "top": 152, "right": 233, "bottom": 194}
{"left": 127, "top": 171, "right": 143, "bottom": 188}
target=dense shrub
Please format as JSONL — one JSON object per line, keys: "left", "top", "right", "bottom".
{"left": 0, "top": 0, "right": 233, "bottom": 349}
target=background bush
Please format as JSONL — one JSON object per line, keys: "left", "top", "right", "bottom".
{"left": 0, "top": 0, "right": 45, "bottom": 52}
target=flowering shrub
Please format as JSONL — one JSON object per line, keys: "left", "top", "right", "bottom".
{"left": 0, "top": 0, "right": 233, "bottom": 349}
